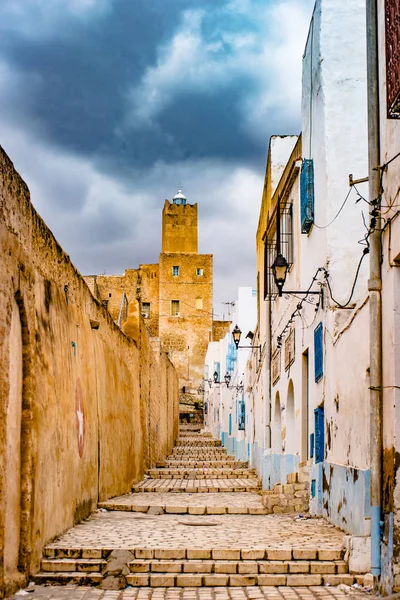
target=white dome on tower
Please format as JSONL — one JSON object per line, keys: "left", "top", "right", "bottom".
{"left": 172, "top": 188, "right": 187, "bottom": 205}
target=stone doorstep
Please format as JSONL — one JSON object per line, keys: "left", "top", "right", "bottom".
{"left": 127, "top": 559, "right": 349, "bottom": 575}
{"left": 41, "top": 558, "right": 107, "bottom": 572}
{"left": 33, "top": 571, "right": 362, "bottom": 588}
{"left": 43, "top": 547, "right": 345, "bottom": 562}
{"left": 97, "top": 503, "right": 269, "bottom": 515}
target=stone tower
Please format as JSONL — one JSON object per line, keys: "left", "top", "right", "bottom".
{"left": 85, "top": 188, "right": 214, "bottom": 395}
{"left": 159, "top": 189, "right": 213, "bottom": 391}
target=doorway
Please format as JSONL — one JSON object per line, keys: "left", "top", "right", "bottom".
{"left": 301, "top": 349, "right": 309, "bottom": 461}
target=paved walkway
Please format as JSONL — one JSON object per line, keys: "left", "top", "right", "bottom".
{"left": 12, "top": 584, "right": 369, "bottom": 600}
{"left": 44, "top": 512, "right": 345, "bottom": 551}
{"left": 31, "top": 427, "right": 368, "bottom": 591}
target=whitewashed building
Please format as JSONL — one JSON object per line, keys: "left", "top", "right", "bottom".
{"left": 251, "top": 0, "right": 372, "bottom": 572}
{"left": 204, "top": 288, "right": 256, "bottom": 462}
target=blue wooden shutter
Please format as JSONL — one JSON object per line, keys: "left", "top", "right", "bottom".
{"left": 229, "top": 413, "right": 232, "bottom": 435}
{"left": 314, "top": 323, "right": 323, "bottom": 382}
{"left": 314, "top": 406, "right": 325, "bottom": 464}
{"left": 238, "top": 400, "right": 245, "bottom": 431}
{"left": 300, "top": 159, "right": 315, "bottom": 233}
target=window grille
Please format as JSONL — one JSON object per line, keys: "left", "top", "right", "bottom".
{"left": 284, "top": 328, "right": 295, "bottom": 371}
{"left": 171, "top": 300, "right": 180, "bottom": 316}
{"left": 314, "top": 406, "right": 325, "bottom": 464}
{"left": 172, "top": 266, "right": 180, "bottom": 276}
{"left": 314, "top": 322, "right": 323, "bottom": 382}
{"left": 300, "top": 159, "right": 315, "bottom": 233}
{"left": 264, "top": 202, "right": 293, "bottom": 301}
{"left": 386, "top": 0, "right": 400, "bottom": 118}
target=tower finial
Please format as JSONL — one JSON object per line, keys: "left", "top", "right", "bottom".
{"left": 172, "top": 186, "right": 187, "bottom": 205}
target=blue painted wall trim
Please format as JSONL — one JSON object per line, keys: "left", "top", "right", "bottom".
{"left": 371, "top": 505, "right": 381, "bottom": 576}
{"left": 310, "top": 461, "right": 371, "bottom": 536}
{"left": 261, "top": 451, "right": 300, "bottom": 489}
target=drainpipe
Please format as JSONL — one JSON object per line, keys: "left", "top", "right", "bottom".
{"left": 366, "top": 0, "right": 382, "bottom": 579}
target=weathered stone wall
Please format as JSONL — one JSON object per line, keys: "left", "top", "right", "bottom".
{"left": 159, "top": 252, "right": 213, "bottom": 391}
{"left": 212, "top": 320, "right": 231, "bottom": 343}
{"left": 162, "top": 201, "right": 198, "bottom": 253}
{"left": 0, "top": 147, "right": 179, "bottom": 597}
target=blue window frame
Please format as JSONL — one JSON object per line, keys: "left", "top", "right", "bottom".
{"left": 226, "top": 343, "right": 237, "bottom": 374}
{"left": 314, "top": 406, "right": 325, "bottom": 464}
{"left": 310, "top": 433, "right": 315, "bottom": 459}
{"left": 300, "top": 159, "right": 315, "bottom": 233}
{"left": 314, "top": 322, "right": 323, "bottom": 382}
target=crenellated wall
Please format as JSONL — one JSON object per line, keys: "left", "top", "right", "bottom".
{"left": 0, "top": 146, "right": 179, "bottom": 597}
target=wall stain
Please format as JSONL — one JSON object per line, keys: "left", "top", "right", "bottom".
{"left": 44, "top": 280, "right": 51, "bottom": 312}
{"left": 383, "top": 446, "right": 395, "bottom": 514}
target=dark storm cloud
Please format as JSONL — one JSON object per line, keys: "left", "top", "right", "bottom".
{"left": 0, "top": 0, "right": 262, "bottom": 173}
{"left": 0, "top": 0, "right": 315, "bottom": 304}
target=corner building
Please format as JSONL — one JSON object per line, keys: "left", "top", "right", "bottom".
{"left": 86, "top": 190, "right": 214, "bottom": 393}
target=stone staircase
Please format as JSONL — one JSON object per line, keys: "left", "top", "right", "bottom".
{"left": 34, "top": 427, "right": 366, "bottom": 588}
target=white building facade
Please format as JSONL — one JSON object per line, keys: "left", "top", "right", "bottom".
{"left": 251, "top": 0, "right": 372, "bottom": 572}
{"left": 204, "top": 288, "right": 256, "bottom": 463}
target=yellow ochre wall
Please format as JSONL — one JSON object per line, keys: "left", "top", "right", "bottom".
{"left": 0, "top": 147, "right": 179, "bottom": 597}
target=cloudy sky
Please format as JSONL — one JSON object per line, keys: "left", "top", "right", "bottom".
{"left": 0, "top": 0, "right": 314, "bottom": 315}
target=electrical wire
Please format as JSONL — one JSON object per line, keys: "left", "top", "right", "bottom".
{"left": 322, "top": 249, "right": 369, "bottom": 309}
{"left": 313, "top": 187, "right": 353, "bottom": 229}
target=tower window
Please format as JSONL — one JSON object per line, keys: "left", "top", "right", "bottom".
{"left": 196, "top": 297, "right": 203, "bottom": 310}
{"left": 196, "top": 268, "right": 204, "bottom": 276}
{"left": 142, "top": 302, "right": 151, "bottom": 318}
{"left": 172, "top": 266, "right": 180, "bottom": 276}
{"left": 171, "top": 300, "right": 180, "bottom": 316}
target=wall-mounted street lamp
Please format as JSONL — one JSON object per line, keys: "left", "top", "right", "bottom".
{"left": 232, "top": 325, "right": 261, "bottom": 365}
{"left": 271, "top": 253, "right": 323, "bottom": 304}
{"left": 209, "top": 371, "right": 230, "bottom": 387}
{"left": 223, "top": 371, "right": 244, "bottom": 393}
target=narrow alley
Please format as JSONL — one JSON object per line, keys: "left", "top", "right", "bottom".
{"left": 21, "top": 426, "right": 369, "bottom": 599}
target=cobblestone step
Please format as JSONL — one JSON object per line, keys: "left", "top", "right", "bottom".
{"left": 132, "top": 478, "right": 261, "bottom": 493}
{"left": 42, "top": 548, "right": 346, "bottom": 561}
{"left": 161, "top": 460, "right": 248, "bottom": 468}
{"left": 35, "top": 430, "right": 364, "bottom": 592}
{"left": 125, "top": 573, "right": 358, "bottom": 587}
{"left": 146, "top": 469, "right": 257, "bottom": 479}
{"left": 98, "top": 491, "right": 268, "bottom": 513}
{"left": 127, "top": 558, "right": 349, "bottom": 575}
{"left": 175, "top": 439, "right": 221, "bottom": 447}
